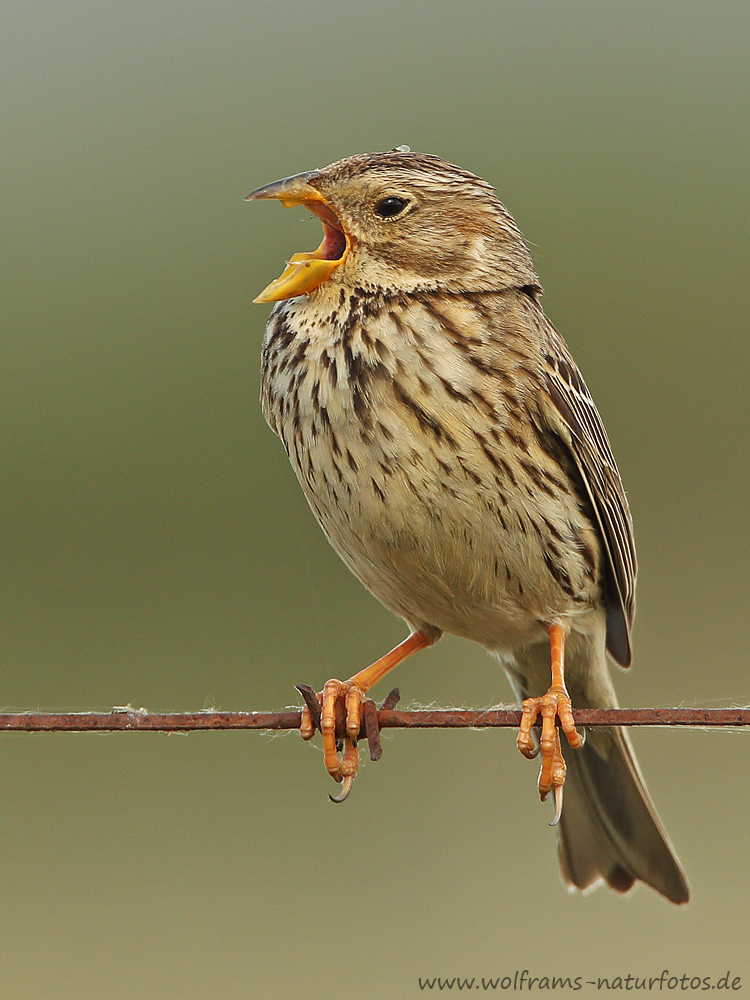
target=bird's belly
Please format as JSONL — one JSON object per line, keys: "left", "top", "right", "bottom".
{"left": 290, "top": 412, "right": 601, "bottom": 650}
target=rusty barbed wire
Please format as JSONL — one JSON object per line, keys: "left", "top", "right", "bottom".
{"left": 1, "top": 689, "right": 748, "bottom": 769}
{"left": 0, "top": 689, "right": 747, "bottom": 737}
{"left": 3, "top": 692, "right": 744, "bottom": 799}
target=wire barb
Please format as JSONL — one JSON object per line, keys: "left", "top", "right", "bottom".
{"left": 295, "top": 684, "right": 321, "bottom": 730}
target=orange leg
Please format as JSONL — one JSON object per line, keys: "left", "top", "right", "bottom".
{"left": 300, "top": 627, "right": 440, "bottom": 802}
{"left": 517, "top": 624, "right": 584, "bottom": 824}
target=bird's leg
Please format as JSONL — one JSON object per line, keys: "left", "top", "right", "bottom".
{"left": 300, "top": 626, "right": 440, "bottom": 802}
{"left": 517, "top": 624, "right": 584, "bottom": 822}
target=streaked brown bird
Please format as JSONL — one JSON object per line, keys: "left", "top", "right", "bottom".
{"left": 246, "top": 148, "right": 689, "bottom": 904}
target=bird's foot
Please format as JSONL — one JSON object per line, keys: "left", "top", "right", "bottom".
{"left": 299, "top": 678, "right": 367, "bottom": 803}
{"left": 297, "top": 628, "right": 440, "bottom": 803}
{"left": 517, "top": 686, "right": 584, "bottom": 825}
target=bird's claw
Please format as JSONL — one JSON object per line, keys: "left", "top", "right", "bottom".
{"left": 549, "top": 784, "right": 564, "bottom": 827}
{"left": 329, "top": 774, "right": 355, "bottom": 803}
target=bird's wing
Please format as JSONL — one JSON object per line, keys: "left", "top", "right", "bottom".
{"left": 541, "top": 322, "right": 636, "bottom": 666}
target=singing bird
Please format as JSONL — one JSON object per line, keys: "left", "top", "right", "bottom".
{"left": 246, "top": 148, "right": 689, "bottom": 903}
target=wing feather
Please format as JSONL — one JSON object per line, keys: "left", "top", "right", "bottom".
{"left": 541, "top": 323, "right": 637, "bottom": 666}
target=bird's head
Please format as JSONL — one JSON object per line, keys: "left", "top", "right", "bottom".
{"left": 246, "top": 149, "right": 540, "bottom": 303}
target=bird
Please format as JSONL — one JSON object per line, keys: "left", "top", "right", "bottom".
{"left": 245, "top": 148, "right": 689, "bottom": 904}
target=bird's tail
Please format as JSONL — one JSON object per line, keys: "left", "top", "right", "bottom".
{"left": 506, "top": 638, "right": 690, "bottom": 904}
{"left": 557, "top": 718, "right": 689, "bottom": 903}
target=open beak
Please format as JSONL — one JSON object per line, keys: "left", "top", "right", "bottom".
{"left": 245, "top": 170, "right": 351, "bottom": 303}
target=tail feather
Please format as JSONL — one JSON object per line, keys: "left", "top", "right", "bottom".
{"left": 558, "top": 727, "right": 689, "bottom": 903}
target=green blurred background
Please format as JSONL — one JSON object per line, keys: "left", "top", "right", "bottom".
{"left": 2, "top": 1, "right": 749, "bottom": 995}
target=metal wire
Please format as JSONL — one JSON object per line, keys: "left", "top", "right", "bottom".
{"left": 1, "top": 703, "right": 747, "bottom": 732}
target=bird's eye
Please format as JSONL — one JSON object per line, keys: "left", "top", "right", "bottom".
{"left": 375, "top": 196, "right": 409, "bottom": 218}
